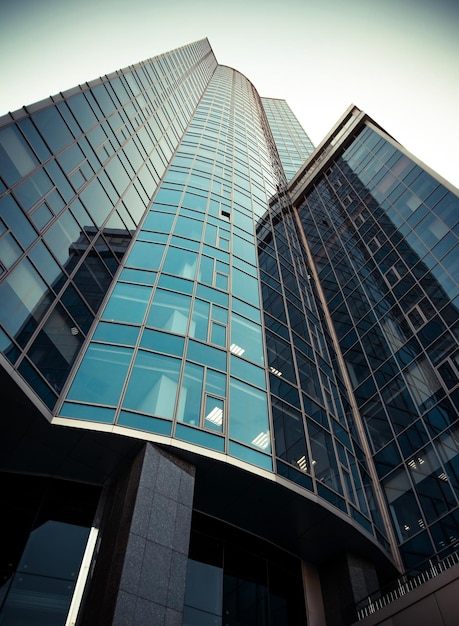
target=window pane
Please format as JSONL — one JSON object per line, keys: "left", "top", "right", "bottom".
{"left": 230, "top": 313, "right": 264, "bottom": 365}
{"left": 147, "top": 289, "right": 191, "bottom": 334}
{"left": 229, "top": 378, "right": 270, "bottom": 452}
{"left": 162, "top": 247, "right": 198, "bottom": 279}
{"left": 102, "top": 282, "right": 150, "bottom": 324}
{"left": 0, "top": 124, "right": 38, "bottom": 185}
{"left": 123, "top": 350, "right": 180, "bottom": 418}
{"left": 67, "top": 344, "right": 132, "bottom": 405}
{"left": 177, "top": 362, "right": 204, "bottom": 425}
{"left": 204, "top": 396, "right": 224, "bottom": 432}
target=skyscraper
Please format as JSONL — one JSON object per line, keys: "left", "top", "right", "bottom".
{"left": 0, "top": 39, "right": 458, "bottom": 626}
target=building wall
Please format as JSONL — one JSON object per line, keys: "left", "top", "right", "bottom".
{"left": 0, "top": 38, "right": 216, "bottom": 410}
{"left": 295, "top": 120, "right": 459, "bottom": 572}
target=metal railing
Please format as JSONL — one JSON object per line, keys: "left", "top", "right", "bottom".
{"left": 356, "top": 550, "right": 459, "bottom": 621}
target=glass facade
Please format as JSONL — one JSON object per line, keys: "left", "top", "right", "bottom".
{"left": 295, "top": 120, "right": 459, "bottom": 571}
{"left": 1, "top": 39, "right": 459, "bottom": 626}
{"left": 261, "top": 98, "right": 314, "bottom": 180}
{"left": 0, "top": 38, "right": 216, "bottom": 409}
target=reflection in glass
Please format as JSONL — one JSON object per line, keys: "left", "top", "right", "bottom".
{"left": 123, "top": 350, "right": 180, "bottom": 418}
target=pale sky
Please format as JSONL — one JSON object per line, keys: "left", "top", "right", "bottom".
{"left": 1, "top": 0, "right": 458, "bottom": 188}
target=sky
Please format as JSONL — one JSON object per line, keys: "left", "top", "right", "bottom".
{"left": 1, "top": 0, "right": 458, "bottom": 188}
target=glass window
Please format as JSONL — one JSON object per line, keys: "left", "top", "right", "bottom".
{"left": 14, "top": 169, "right": 53, "bottom": 211}
{"left": 117, "top": 410, "right": 172, "bottom": 435}
{"left": 309, "top": 423, "right": 342, "bottom": 494}
{"left": 0, "top": 258, "right": 49, "bottom": 339}
{"left": 33, "top": 107, "right": 73, "bottom": 152}
{"left": 28, "top": 303, "right": 83, "bottom": 392}
{"left": 204, "top": 396, "right": 224, "bottom": 432}
{"left": 0, "top": 233, "right": 22, "bottom": 269}
{"left": 187, "top": 340, "right": 227, "bottom": 371}
{"left": 123, "top": 350, "right": 180, "bottom": 419}
{"left": 29, "top": 241, "right": 65, "bottom": 288}
{"left": 67, "top": 343, "right": 132, "bottom": 405}
{"left": 177, "top": 362, "right": 204, "bottom": 425}
{"left": 44, "top": 210, "right": 84, "bottom": 266}
{"left": 383, "top": 468, "right": 424, "bottom": 542}
{"left": 230, "top": 355, "right": 266, "bottom": 389}
{"left": 231, "top": 267, "right": 260, "bottom": 307}
{"left": 0, "top": 124, "right": 38, "bottom": 185}
{"left": 174, "top": 215, "right": 204, "bottom": 240}
{"left": 230, "top": 313, "right": 264, "bottom": 365}
{"left": 92, "top": 321, "right": 140, "bottom": 346}
{"left": 142, "top": 210, "right": 175, "bottom": 233}
{"left": 80, "top": 178, "right": 113, "bottom": 228}
{"left": 272, "top": 400, "right": 309, "bottom": 471}
{"left": 140, "top": 328, "right": 184, "bottom": 356}
{"left": 102, "top": 282, "right": 150, "bottom": 324}
{"left": 67, "top": 93, "right": 98, "bottom": 132}
{"left": 162, "top": 246, "right": 198, "bottom": 279}
{"left": 190, "top": 299, "right": 210, "bottom": 341}
{"left": 125, "top": 241, "right": 165, "bottom": 270}
{"left": 147, "top": 289, "right": 191, "bottom": 334}
{"left": 229, "top": 378, "right": 270, "bottom": 452}
{"left": 0, "top": 194, "right": 37, "bottom": 249}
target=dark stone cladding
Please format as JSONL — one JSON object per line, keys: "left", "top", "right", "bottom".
{"left": 78, "top": 443, "right": 195, "bottom": 626}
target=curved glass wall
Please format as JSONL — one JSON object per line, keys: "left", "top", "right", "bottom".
{"left": 57, "top": 67, "right": 389, "bottom": 550}
{"left": 296, "top": 124, "right": 459, "bottom": 571}
{"left": 59, "top": 66, "right": 278, "bottom": 472}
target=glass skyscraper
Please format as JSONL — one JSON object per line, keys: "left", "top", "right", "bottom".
{"left": 0, "top": 39, "right": 458, "bottom": 626}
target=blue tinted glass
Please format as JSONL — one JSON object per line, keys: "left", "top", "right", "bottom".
{"left": 0, "top": 124, "right": 39, "bottom": 185}
{"left": 190, "top": 299, "right": 210, "bottom": 341}
{"left": 175, "top": 423, "right": 225, "bottom": 452}
{"left": 154, "top": 188, "right": 182, "bottom": 205}
{"left": 67, "top": 344, "right": 132, "bottom": 405}
{"left": 29, "top": 241, "right": 62, "bottom": 286}
{"left": 126, "top": 241, "right": 165, "bottom": 270}
{"left": 204, "top": 396, "right": 224, "bottom": 432}
{"left": 174, "top": 215, "right": 204, "bottom": 240}
{"left": 0, "top": 258, "right": 48, "bottom": 338}
{"left": 230, "top": 356, "right": 266, "bottom": 389}
{"left": 231, "top": 297, "right": 261, "bottom": 323}
{"left": 102, "top": 282, "right": 150, "bottom": 324}
{"left": 14, "top": 169, "right": 53, "bottom": 211}
{"left": 67, "top": 93, "right": 98, "bottom": 131}
{"left": 177, "top": 362, "right": 204, "bottom": 425}
{"left": 80, "top": 178, "right": 113, "bottom": 227}
{"left": 119, "top": 267, "right": 156, "bottom": 285}
{"left": 0, "top": 194, "right": 37, "bottom": 248}
{"left": 162, "top": 247, "right": 198, "bottom": 279}
{"left": 30, "top": 203, "right": 53, "bottom": 229}
{"left": 92, "top": 322, "right": 140, "bottom": 345}
{"left": 157, "top": 274, "right": 194, "bottom": 294}
{"left": 232, "top": 268, "right": 260, "bottom": 306}
{"left": 230, "top": 313, "right": 264, "bottom": 365}
{"left": 59, "top": 402, "right": 115, "bottom": 423}
{"left": 206, "top": 369, "right": 226, "bottom": 397}
{"left": 33, "top": 107, "right": 73, "bottom": 152}
{"left": 0, "top": 233, "right": 22, "bottom": 269}
{"left": 117, "top": 410, "right": 172, "bottom": 435}
{"left": 229, "top": 378, "right": 270, "bottom": 452}
{"left": 147, "top": 289, "right": 191, "bottom": 334}
{"left": 123, "top": 350, "right": 180, "bottom": 418}
{"left": 44, "top": 210, "right": 83, "bottom": 265}
{"left": 140, "top": 328, "right": 184, "bottom": 356}
{"left": 211, "top": 322, "right": 226, "bottom": 347}
{"left": 228, "top": 441, "right": 272, "bottom": 471}
{"left": 187, "top": 340, "right": 227, "bottom": 371}
{"left": 196, "top": 284, "right": 229, "bottom": 307}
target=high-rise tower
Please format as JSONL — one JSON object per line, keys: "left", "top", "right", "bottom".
{"left": 0, "top": 40, "right": 458, "bottom": 626}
